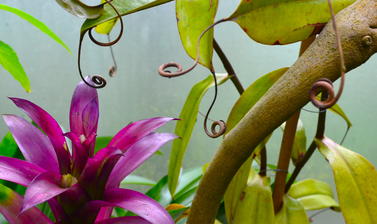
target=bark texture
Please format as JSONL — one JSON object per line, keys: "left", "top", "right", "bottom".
{"left": 188, "top": 0, "right": 377, "bottom": 223}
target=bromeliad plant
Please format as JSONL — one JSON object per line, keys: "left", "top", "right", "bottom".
{"left": 0, "top": 78, "right": 177, "bottom": 224}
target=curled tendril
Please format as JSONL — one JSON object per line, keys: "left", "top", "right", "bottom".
{"left": 158, "top": 18, "right": 227, "bottom": 78}
{"left": 203, "top": 71, "right": 226, "bottom": 138}
{"left": 107, "top": 34, "right": 118, "bottom": 77}
{"left": 310, "top": 0, "right": 346, "bottom": 109}
{"left": 77, "top": 0, "right": 124, "bottom": 88}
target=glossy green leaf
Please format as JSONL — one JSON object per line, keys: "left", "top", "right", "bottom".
{"left": 317, "top": 137, "right": 377, "bottom": 224}
{"left": 226, "top": 67, "right": 288, "bottom": 133}
{"left": 81, "top": 0, "right": 173, "bottom": 33}
{"left": 0, "top": 4, "right": 70, "bottom": 52}
{"left": 281, "top": 120, "right": 307, "bottom": 166}
{"left": 95, "top": 0, "right": 118, "bottom": 35}
{"left": 0, "top": 132, "right": 20, "bottom": 158}
{"left": 288, "top": 179, "right": 339, "bottom": 211}
{"left": 176, "top": 0, "right": 218, "bottom": 68}
{"left": 168, "top": 74, "right": 229, "bottom": 196}
{"left": 275, "top": 196, "right": 309, "bottom": 224}
{"left": 227, "top": 0, "right": 355, "bottom": 45}
{"left": 0, "top": 41, "right": 30, "bottom": 92}
{"left": 174, "top": 167, "right": 203, "bottom": 200}
{"left": 233, "top": 175, "right": 275, "bottom": 224}
{"left": 146, "top": 175, "right": 172, "bottom": 207}
{"left": 120, "top": 175, "right": 156, "bottom": 187}
{"left": 55, "top": 0, "right": 104, "bottom": 19}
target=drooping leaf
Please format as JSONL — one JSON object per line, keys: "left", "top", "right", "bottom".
{"left": 0, "top": 41, "right": 30, "bottom": 92}
{"left": 232, "top": 175, "right": 275, "bottom": 224}
{"left": 227, "top": 0, "right": 355, "bottom": 45}
{"left": 317, "top": 137, "right": 377, "bottom": 224}
{"left": 288, "top": 179, "right": 339, "bottom": 211}
{"left": 176, "top": 0, "right": 218, "bottom": 68}
{"left": 0, "top": 4, "right": 70, "bottom": 52}
{"left": 120, "top": 175, "right": 156, "bottom": 187}
{"left": 328, "top": 102, "right": 352, "bottom": 128}
{"left": 281, "top": 120, "right": 307, "bottom": 166}
{"left": 55, "top": 0, "right": 105, "bottom": 19}
{"left": 275, "top": 196, "right": 309, "bottom": 224}
{"left": 81, "top": 0, "right": 173, "bottom": 33}
{"left": 168, "top": 74, "right": 229, "bottom": 196}
{"left": 226, "top": 67, "right": 288, "bottom": 133}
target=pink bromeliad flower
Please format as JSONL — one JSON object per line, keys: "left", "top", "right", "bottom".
{"left": 0, "top": 78, "right": 177, "bottom": 224}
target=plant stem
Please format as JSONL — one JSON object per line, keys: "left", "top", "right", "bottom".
{"left": 272, "top": 111, "right": 300, "bottom": 212}
{"left": 213, "top": 39, "right": 244, "bottom": 94}
{"left": 259, "top": 146, "right": 267, "bottom": 177}
{"left": 271, "top": 35, "right": 315, "bottom": 213}
{"left": 285, "top": 93, "right": 327, "bottom": 192}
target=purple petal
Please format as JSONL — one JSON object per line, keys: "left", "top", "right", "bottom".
{"left": 9, "top": 97, "right": 71, "bottom": 174}
{"left": 96, "top": 216, "right": 152, "bottom": 224}
{"left": 70, "top": 78, "right": 99, "bottom": 139}
{"left": 0, "top": 184, "right": 53, "bottom": 224}
{"left": 107, "top": 133, "right": 177, "bottom": 188}
{"left": 3, "top": 115, "right": 59, "bottom": 174}
{"left": 95, "top": 208, "right": 113, "bottom": 222}
{"left": 89, "top": 188, "right": 174, "bottom": 224}
{"left": 0, "top": 156, "right": 45, "bottom": 186}
{"left": 108, "top": 117, "right": 176, "bottom": 152}
{"left": 22, "top": 172, "right": 69, "bottom": 213}
{"left": 65, "top": 132, "right": 89, "bottom": 176}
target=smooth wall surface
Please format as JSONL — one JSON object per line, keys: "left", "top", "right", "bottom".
{"left": 1, "top": 1, "right": 377, "bottom": 223}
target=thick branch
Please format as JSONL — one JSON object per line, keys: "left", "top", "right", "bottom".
{"left": 188, "top": 0, "right": 377, "bottom": 223}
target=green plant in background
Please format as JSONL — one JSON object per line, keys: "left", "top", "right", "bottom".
{"left": 0, "top": 4, "right": 70, "bottom": 92}
{"left": 1, "top": 0, "right": 377, "bottom": 223}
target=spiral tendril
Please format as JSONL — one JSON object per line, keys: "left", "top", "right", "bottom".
{"left": 203, "top": 71, "right": 226, "bottom": 138}
{"left": 158, "top": 19, "right": 227, "bottom": 78}
{"left": 77, "top": 0, "right": 123, "bottom": 88}
{"left": 309, "top": 0, "right": 346, "bottom": 109}
{"left": 107, "top": 34, "right": 118, "bottom": 77}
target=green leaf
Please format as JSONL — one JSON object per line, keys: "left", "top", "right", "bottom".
{"left": 0, "top": 41, "right": 30, "bottom": 92}
{"left": 120, "top": 175, "right": 156, "bottom": 187}
{"left": 317, "top": 137, "right": 377, "bottom": 224}
{"left": 168, "top": 74, "right": 229, "bottom": 196}
{"left": 226, "top": 67, "right": 288, "bottom": 133}
{"left": 0, "top": 132, "right": 20, "bottom": 158}
{"left": 233, "top": 175, "right": 275, "bottom": 224}
{"left": 146, "top": 175, "right": 172, "bottom": 207}
{"left": 288, "top": 179, "right": 339, "bottom": 211}
{"left": 81, "top": 0, "right": 173, "bottom": 33}
{"left": 0, "top": 4, "right": 70, "bottom": 53}
{"left": 176, "top": 0, "right": 218, "bottom": 68}
{"left": 224, "top": 156, "right": 254, "bottom": 223}
{"left": 174, "top": 167, "right": 203, "bottom": 200}
{"left": 94, "top": 136, "right": 112, "bottom": 153}
{"left": 55, "top": 0, "right": 104, "bottom": 19}
{"left": 275, "top": 196, "right": 309, "bottom": 224}
{"left": 227, "top": 0, "right": 355, "bottom": 45}
{"left": 281, "top": 120, "right": 307, "bottom": 166}
{"left": 95, "top": 0, "right": 118, "bottom": 35}
{"left": 328, "top": 102, "right": 352, "bottom": 129}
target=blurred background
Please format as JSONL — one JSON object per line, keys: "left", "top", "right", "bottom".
{"left": 1, "top": 0, "right": 377, "bottom": 223}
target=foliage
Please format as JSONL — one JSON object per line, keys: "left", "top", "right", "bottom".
{"left": 1, "top": 0, "right": 377, "bottom": 223}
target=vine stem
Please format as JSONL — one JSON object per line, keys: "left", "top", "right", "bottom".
{"left": 285, "top": 92, "right": 327, "bottom": 192}
{"left": 213, "top": 39, "right": 245, "bottom": 94}
{"left": 272, "top": 35, "right": 315, "bottom": 213}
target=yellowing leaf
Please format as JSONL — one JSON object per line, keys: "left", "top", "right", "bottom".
{"left": 95, "top": 0, "right": 119, "bottom": 35}
{"left": 233, "top": 175, "right": 275, "bottom": 224}
{"left": 317, "top": 137, "right": 377, "bottom": 224}
{"left": 228, "top": 0, "right": 355, "bottom": 45}
{"left": 168, "top": 74, "right": 229, "bottom": 196}
{"left": 281, "top": 120, "right": 307, "bottom": 166}
{"left": 176, "top": 0, "right": 218, "bottom": 68}
{"left": 275, "top": 196, "right": 309, "bottom": 224}
{"left": 288, "top": 179, "right": 339, "bottom": 211}
{"left": 55, "top": 0, "right": 104, "bottom": 19}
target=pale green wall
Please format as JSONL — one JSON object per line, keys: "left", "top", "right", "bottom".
{"left": 1, "top": 1, "right": 377, "bottom": 223}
